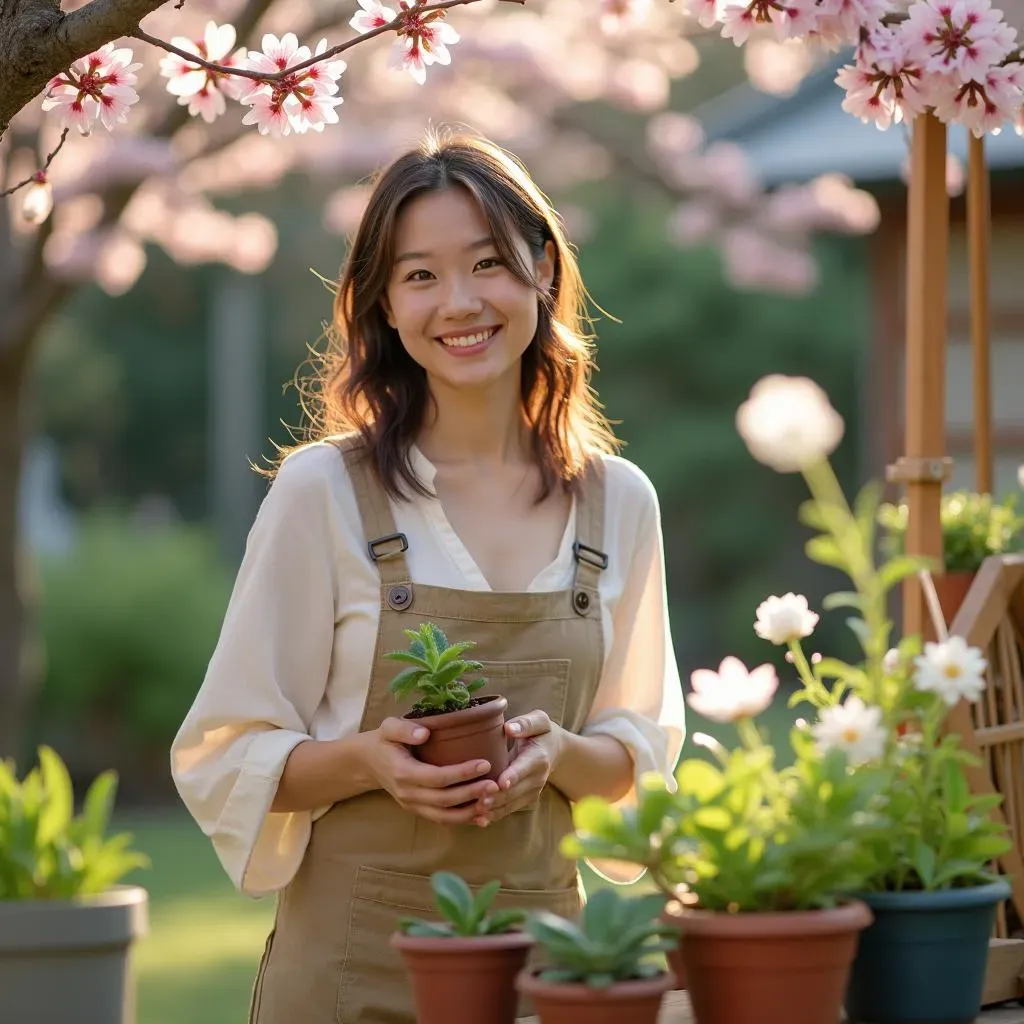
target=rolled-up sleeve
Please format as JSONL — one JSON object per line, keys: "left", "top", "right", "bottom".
{"left": 583, "top": 464, "right": 685, "bottom": 883}
{"left": 171, "top": 449, "right": 339, "bottom": 897}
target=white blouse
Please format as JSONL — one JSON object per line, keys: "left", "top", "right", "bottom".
{"left": 171, "top": 441, "right": 686, "bottom": 897}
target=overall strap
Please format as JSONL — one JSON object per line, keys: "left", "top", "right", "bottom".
{"left": 335, "top": 436, "right": 412, "bottom": 590}
{"left": 571, "top": 454, "right": 607, "bottom": 616}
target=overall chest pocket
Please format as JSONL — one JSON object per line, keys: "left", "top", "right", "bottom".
{"left": 475, "top": 659, "right": 571, "bottom": 728}
{"left": 336, "top": 865, "right": 581, "bottom": 1024}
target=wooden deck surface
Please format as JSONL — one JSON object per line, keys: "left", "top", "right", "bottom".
{"left": 519, "top": 990, "right": 1024, "bottom": 1022}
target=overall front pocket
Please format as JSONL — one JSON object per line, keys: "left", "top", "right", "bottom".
{"left": 335, "top": 865, "right": 581, "bottom": 1024}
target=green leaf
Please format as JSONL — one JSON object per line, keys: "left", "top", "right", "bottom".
{"left": 806, "top": 535, "right": 847, "bottom": 571}
{"left": 692, "top": 806, "right": 732, "bottom": 831}
{"left": 822, "top": 591, "right": 863, "bottom": 612}
{"left": 382, "top": 651, "right": 432, "bottom": 670}
{"left": 911, "top": 839, "right": 937, "bottom": 889}
{"left": 483, "top": 909, "right": 526, "bottom": 935}
{"left": 878, "top": 555, "right": 934, "bottom": 592}
{"left": 388, "top": 667, "right": 428, "bottom": 699}
{"left": 36, "top": 747, "right": 73, "bottom": 849}
{"left": 943, "top": 761, "right": 969, "bottom": 814}
{"left": 431, "top": 872, "right": 475, "bottom": 929}
{"left": 573, "top": 796, "right": 622, "bottom": 837}
{"left": 77, "top": 770, "right": 117, "bottom": 844}
{"left": 400, "top": 918, "right": 454, "bottom": 938}
{"left": 675, "top": 759, "right": 724, "bottom": 801}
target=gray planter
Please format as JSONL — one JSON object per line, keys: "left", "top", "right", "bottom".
{"left": 0, "top": 884, "right": 148, "bottom": 1024}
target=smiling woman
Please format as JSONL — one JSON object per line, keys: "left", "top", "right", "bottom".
{"left": 170, "top": 128, "right": 686, "bottom": 1024}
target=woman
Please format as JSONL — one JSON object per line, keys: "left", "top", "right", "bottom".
{"left": 172, "top": 129, "right": 685, "bottom": 1024}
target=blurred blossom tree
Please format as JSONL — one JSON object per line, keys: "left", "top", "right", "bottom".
{"left": 4, "top": 0, "right": 1021, "bottom": 753}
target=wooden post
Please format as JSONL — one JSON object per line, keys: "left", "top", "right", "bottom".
{"left": 968, "top": 133, "right": 993, "bottom": 495}
{"left": 890, "top": 113, "right": 951, "bottom": 639}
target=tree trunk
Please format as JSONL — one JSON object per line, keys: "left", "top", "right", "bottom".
{"left": 0, "top": 343, "right": 33, "bottom": 765}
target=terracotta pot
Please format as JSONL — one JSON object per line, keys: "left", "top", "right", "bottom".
{"left": 406, "top": 694, "right": 512, "bottom": 782}
{"left": 516, "top": 969, "right": 674, "bottom": 1024}
{"left": 391, "top": 930, "right": 533, "bottom": 1024}
{"left": 679, "top": 901, "right": 872, "bottom": 1024}
{"left": 932, "top": 571, "right": 977, "bottom": 627}
{"left": 661, "top": 905, "right": 687, "bottom": 990}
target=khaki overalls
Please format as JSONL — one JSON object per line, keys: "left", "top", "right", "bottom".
{"left": 249, "top": 437, "right": 608, "bottom": 1024}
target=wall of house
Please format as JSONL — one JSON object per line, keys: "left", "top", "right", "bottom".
{"left": 870, "top": 196, "right": 1024, "bottom": 499}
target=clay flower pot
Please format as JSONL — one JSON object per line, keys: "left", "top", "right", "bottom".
{"left": 408, "top": 694, "right": 512, "bottom": 782}
{"left": 661, "top": 904, "right": 687, "bottom": 990}
{"left": 679, "top": 901, "right": 872, "bottom": 1024}
{"left": 932, "top": 570, "right": 977, "bottom": 627}
{"left": 516, "top": 969, "right": 674, "bottom": 1024}
{"left": 391, "top": 930, "right": 533, "bottom": 1024}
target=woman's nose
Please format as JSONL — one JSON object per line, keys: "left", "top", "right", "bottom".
{"left": 438, "top": 277, "right": 484, "bottom": 319}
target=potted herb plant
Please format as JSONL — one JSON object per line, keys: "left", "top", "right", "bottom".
{"left": 738, "top": 375, "right": 1013, "bottom": 1023}
{"left": 384, "top": 622, "right": 511, "bottom": 781}
{"left": 878, "top": 489, "right": 1024, "bottom": 622}
{"left": 516, "top": 888, "right": 678, "bottom": 1024}
{"left": 0, "top": 746, "right": 149, "bottom": 1024}
{"left": 391, "top": 871, "right": 532, "bottom": 1024}
{"left": 563, "top": 680, "right": 882, "bottom": 1024}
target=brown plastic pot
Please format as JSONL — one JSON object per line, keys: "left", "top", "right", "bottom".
{"left": 516, "top": 969, "right": 674, "bottom": 1024}
{"left": 391, "top": 930, "right": 533, "bottom": 1024}
{"left": 679, "top": 901, "right": 872, "bottom": 1024}
{"left": 933, "top": 570, "right": 976, "bottom": 627}
{"left": 407, "top": 694, "right": 511, "bottom": 782}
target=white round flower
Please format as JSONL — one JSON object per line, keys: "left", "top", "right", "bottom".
{"left": 687, "top": 656, "right": 779, "bottom": 723}
{"left": 736, "top": 375, "right": 845, "bottom": 473}
{"left": 882, "top": 647, "right": 901, "bottom": 674}
{"left": 913, "top": 636, "right": 988, "bottom": 706}
{"left": 810, "top": 696, "right": 887, "bottom": 765}
{"left": 754, "top": 592, "right": 819, "bottom": 645}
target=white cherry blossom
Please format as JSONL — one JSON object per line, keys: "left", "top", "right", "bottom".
{"left": 159, "top": 21, "right": 249, "bottom": 124}
{"left": 688, "top": 657, "right": 779, "bottom": 723}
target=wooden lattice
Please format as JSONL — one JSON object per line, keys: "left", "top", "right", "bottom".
{"left": 948, "top": 553, "right": 1024, "bottom": 936}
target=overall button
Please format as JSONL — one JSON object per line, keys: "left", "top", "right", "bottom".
{"left": 573, "top": 590, "right": 590, "bottom": 614}
{"left": 387, "top": 584, "right": 412, "bottom": 610}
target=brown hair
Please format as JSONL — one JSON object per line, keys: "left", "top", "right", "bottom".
{"left": 288, "top": 128, "right": 619, "bottom": 501}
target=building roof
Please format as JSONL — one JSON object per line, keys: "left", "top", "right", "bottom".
{"left": 700, "top": 59, "right": 1024, "bottom": 187}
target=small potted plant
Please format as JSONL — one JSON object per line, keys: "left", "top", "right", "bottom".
{"left": 563, "top": 682, "right": 881, "bottom": 1024}
{"left": 384, "top": 622, "right": 511, "bottom": 780}
{"left": 516, "top": 889, "right": 678, "bottom": 1024}
{"left": 391, "top": 871, "right": 532, "bottom": 1024}
{"left": 0, "top": 746, "right": 149, "bottom": 1024}
{"left": 878, "top": 489, "right": 1024, "bottom": 622}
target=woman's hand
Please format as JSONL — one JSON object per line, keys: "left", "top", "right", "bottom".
{"left": 472, "top": 710, "right": 564, "bottom": 826}
{"left": 364, "top": 717, "right": 499, "bottom": 825}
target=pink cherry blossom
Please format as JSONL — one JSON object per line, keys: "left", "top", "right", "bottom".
{"left": 836, "top": 28, "right": 928, "bottom": 129}
{"left": 932, "top": 62, "right": 1024, "bottom": 135}
{"left": 41, "top": 43, "right": 141, "bottom": 136}
{"left": 687, "top": 0, "right": 722, "bottom": 28}
{"left": 350, "top": 0, "right": 398, "bottom": 35}
{"left": 239, "top": 33, "right": 346, "bottom": 136}
{"left": 390, "top": 1, "right": 461, "bottom": 83}
{"left": 159, "top": 21, "right": 249, "bottom": 124}
{"left": 899, "top": 0, "right": 1017, "bottom": 83}
{"left": 600, "top": 0, "right": 653, "bottom": 34}
{"left": 720, "top": 0, "right": 790, "bottom": 45}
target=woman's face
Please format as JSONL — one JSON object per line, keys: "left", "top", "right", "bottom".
{"left": 383, "top": 186, "right": 555, "bottom": 395}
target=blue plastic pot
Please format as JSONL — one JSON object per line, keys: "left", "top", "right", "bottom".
{"left": 845, "top": 880, "right": 1011, "bottom": 1024}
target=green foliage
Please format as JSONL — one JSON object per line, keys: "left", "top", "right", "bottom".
{"left": 37, "top": 512, "right": 232, "bottom": 748}
{"left": 398, "top": 872, "right": 525, "bottom": 937}
{"left": 526, "top": 889, "right": 677, "bottom": 987}
{"left": 0, "top": 746, "right": 148, "bottom": 899}
{"left": 878, "top": 490, "right": 1024, "bottom": 574}
{"left": 384, "top": 623, "right": 487, "bottom": 715}
{"left": 565, "top": 734, "right": 887, "bottom": 913}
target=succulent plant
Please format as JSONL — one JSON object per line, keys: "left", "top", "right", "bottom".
{"left": 526, "top": 889, "right": 678, "bottom": 988}
{"left": 384, "top": 622, "right": 488, "bottom": 715}
{"left": 398, "top": 872, "right": 525, "bottom": 937}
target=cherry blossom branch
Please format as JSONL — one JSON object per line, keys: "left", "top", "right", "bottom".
{"left": 131, "top": 0, "right": 524, "bottom": 85}
{"left": 0, "top": 128, "right": 69, "bottom": 199}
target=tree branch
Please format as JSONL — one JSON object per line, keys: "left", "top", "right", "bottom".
{"left": 0, "top": 128, "right": 69, "bottom": 197}
{"left": 131, "top": 0, "right": 524, "bottom": 85}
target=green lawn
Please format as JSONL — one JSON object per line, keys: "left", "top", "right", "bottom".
{"left": 125, "top": 700, "right": 797, "bottom": 1023}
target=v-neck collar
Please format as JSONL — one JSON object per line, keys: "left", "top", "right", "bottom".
{"left": 409, "top": 444, "right": 576, "bottom": 593}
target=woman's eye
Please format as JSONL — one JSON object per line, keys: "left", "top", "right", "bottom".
{"left": 405, "top": 269, "right": 433, "bottom": 282}
{"left": 475, "top": 257, "right": 503, "bottom": 271}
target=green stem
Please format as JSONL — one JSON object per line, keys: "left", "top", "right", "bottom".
{"left": 788, "top": 640, "right": 831, "bottom": 706}
{"left": 735, "top": 716, "right": 763, "bottom": 752}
